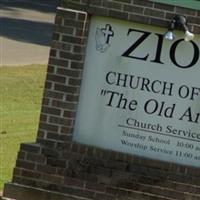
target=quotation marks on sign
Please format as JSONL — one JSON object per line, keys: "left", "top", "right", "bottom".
{"left": 100, "top": 89, "right": 107, "bottom": 96}
{"left": 100, "top": 89, "right": 138, "bottom": 111}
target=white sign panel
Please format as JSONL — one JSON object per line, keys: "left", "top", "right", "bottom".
{"left": 74, "top": 16, "right": 200, "bottom": 167}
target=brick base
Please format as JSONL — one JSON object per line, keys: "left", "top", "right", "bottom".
{"left": 3, "top": 183, "right": 90, "bottom": 200}
{"left": 3, "top": 142, "right": 200, "bottom": 200}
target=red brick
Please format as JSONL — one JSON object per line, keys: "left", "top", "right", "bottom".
{"left": 61, "top": 2, "right": 88, "bottom": 12}
{"left": 63, "top": 110, "right": 76, "bottom": 118}
{"left": 109, "top": 10, "right": 128, "bottom": 20}
{"left": 78, "top": 12, "right": 88, "bottom": 21}
{"left": 68, "top": 78, "right": 82, "bottom": 86}
{"left": 47, "top": 158, "right": 67, "bottom": 168}
{"left": 20, "top": 144, "right": 41, "bottom": 154}
{"left": 39, "top": 122, "right": 59, "bottom": 132}
{"left": 86, "top": 182, "right": 106, "bottom": 192}
{"left": 88, "top": 6, "right": 109, "bottom": 16}
{"left": 193, "top": 25, "right": 200, "bottom": 34}
{"left": 51, "top": 41, "right": 72, "bottom": 51}
{"left": 73, "top": 45, "right": 85, "bottom": 53}
{"left": 123, "top": 5, "right": 144, "bottom": 14}
{"left": 49, "top": 58, "right": 69, "bottom": 67}
{"left": 49, "top": 116, "right": 72, "bottom": 126}
{"left": 150, "top": 18, "right": 168, "bottom": 27}
{"left": 54, "top": 84, "right": 78, "bottom": 94}
{"left": 188, "top": 16, "right": 200, "bottom": 25}
{"left": 103, "top": 1, "right": 122, "bottom": 10}
{"left": 62, "top": 35, "right": 83, "bottom": 45}
{"left": 44, "top": 90, "right": 64, "bottom": 99}
{"left": 54, "top": 25, "right": 74, "bottom": 35}
{"left": 17, "top": 151, "right": 26, "bottom": 160}
{"left": 56, "top": 68, "right": 80, "bottom": 77}
{"left": 47, "top": 132, "right": 70, "bottom": 141}
{"left": 70, "top": 61, "right": 84, "bottom": 69}
{"left": 65, "top": 94, "right": 79, "bottom": 102}
{"left": 57, "top": 9, "right": 77, "bottom": 19}
{"left": 75, "top": 28, "right": 89, "bottom": 37}
{"left": 41, "top": 106, "right": 61, "bottom": 116}
{"left": 13, "top": 168, "right": 21, "bottom": 176}
{"left": 41, "top": 147, "right": 59, "bottom": 157}
{"left": 47, "top": 65, "right": 55, "bottom": 73}
{"left": 26, "top": 153, "right": 45, "bottom": 164}
{"left": 12, "top": 176, "right": 37, "bottom": 186}
{"left": 42, "top": 97, "right": 50, "bottom": 106}
{"left": 37, "top": 164, "right": 57, "bottom": 174}
{"left": 21, "top": 169, "right": 42, "bottom": 179}
{"left": 43, "top": 174, "right": 64, "bottom": 185}
{"left": 64, "top": 177, "right": 85, "bottom": 188}
{"left": 144, "top": 8, "right": 165, "bottom": 18}
{"left": 64, "top": 19, "right": 85, "bottom": 28}
{"left": 60, "top": 126, "right": 73, "bottom": 134}
{"left": 50, "top": 49, "right": 57, "bottom": 57}
{"left": 94, "top": 192, "right": 115, "bottom": 200}
{"left": 54, "top": 15, "right": 62, "bottom": 25}
{"left": 56, "top": 141, "right": 72, "bottom": 151}
{"left": 44, "top": 81, "right": 52, "bottom": 89}
{"left": 16, "top": 160, "right": 35, "bottom": 170}
{"left": 59, "top": 51, "right": 83, "bottom": 61}
{"left": 39, "top": 114, "right": 48, "bottom": 122}
{"left": 37, "top": 130, "right": 46, "bottom": 139}
{"left": 62, "top": 186, "right": 95, "bottom": 199}
{"left": 129, "top": 14, "right": 150, "bottom": 24}
{"left": 89, "top": 0, "right": 102, "bottom": 6}
{"left": 46, "top": 73, "right": 66, "bottom": 84}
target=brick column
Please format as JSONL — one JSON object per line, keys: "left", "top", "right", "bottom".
{"left": 37, "top": 8, "right": 89, "bottom": 147}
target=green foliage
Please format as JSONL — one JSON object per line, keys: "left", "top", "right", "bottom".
{"left": 0, "top": 65, "right": 47, "bottom": 190}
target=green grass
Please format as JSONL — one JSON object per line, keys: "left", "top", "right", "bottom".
{"left": 0, "top": 65, "right": 47, "bottom": 190}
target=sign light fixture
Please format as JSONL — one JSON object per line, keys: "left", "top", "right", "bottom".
{"left": 164, "top": 15, "right": 195, "bottom": 42}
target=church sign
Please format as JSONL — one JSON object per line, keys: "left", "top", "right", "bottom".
{"left": 74, "top": 16, "right": 200, "bottom": 167}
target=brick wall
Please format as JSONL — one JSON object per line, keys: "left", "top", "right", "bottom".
{"left": 3, "top": 0, "right": 200, "bottom": 199}
{"left": 5, "top": 142, "right": 200, "bottom": 199}
{"left": 37, "top": 8, "right": 88, "bottom": 147}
